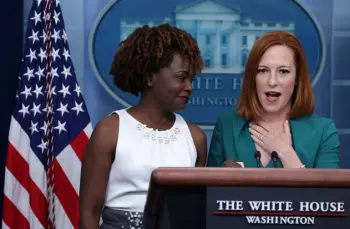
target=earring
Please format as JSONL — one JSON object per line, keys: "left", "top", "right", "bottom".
{"left": 147, "top": 81, "right": 152, "bottom": 87}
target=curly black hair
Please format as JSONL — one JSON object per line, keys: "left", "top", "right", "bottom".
{"left": 109, "top": 23, "right": 204, "bottom": 96}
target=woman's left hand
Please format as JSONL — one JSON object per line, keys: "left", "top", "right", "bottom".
{"left": 249, "top": 120, "right": 292, "bottom": 155}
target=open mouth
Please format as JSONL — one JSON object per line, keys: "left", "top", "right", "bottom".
{"left": 265, "top": 92, "right": 281, "bottom": 97}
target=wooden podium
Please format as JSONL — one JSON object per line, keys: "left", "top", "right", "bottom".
{"left": 143, "top": 168, "right": 350, "bottom": 229}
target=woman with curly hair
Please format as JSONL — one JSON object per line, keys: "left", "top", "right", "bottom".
{"left": 79, "top": 23, "right": 207, "bottom": 229}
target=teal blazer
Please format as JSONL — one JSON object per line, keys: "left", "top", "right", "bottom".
{"left": 207, "top": 110, "right": 340, "bottom": 168}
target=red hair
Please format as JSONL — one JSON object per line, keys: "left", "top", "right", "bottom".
{"left": 237, "top": 31, "right": 315, "bottom": 121}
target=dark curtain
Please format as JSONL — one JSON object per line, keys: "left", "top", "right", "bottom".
{"left": 0, "top": 1, "right": 23, "bottom": 228}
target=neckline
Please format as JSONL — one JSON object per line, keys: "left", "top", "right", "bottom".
{"left": 124, "top": 108, "right": 178, "bottom": 132}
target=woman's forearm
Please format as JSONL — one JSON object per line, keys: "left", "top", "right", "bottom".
{"left": 278, "top": 146, "right": 304, "bottom": 168}
{"left": 79, "top": 210, "right": 101, "bottom": 229}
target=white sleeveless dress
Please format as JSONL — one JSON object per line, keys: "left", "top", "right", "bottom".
{"left": 100, "top": 108, "right": 197, "bottom": 229}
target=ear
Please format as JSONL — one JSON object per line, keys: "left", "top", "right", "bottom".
{"left": 146, "top": 73, "right": 155, "bottom": 87}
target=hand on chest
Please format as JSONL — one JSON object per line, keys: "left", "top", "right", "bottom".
{"left": 248, "top": 121, "right": 292, "bottom": 155}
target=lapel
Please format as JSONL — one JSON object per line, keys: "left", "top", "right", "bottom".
{"left": 233, "top": 116, "right": 268, "bottom": 168}
{"left": 289, "top": 117, "right": 318, "bottom": 167}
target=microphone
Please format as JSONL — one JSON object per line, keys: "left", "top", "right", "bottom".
{"left": 271, "top": 151, "right": 278, "bottom": 168}
{"left": 254, "top": 151, "right": 261, "bottom": 168}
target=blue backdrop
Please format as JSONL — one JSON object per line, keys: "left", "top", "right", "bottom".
{"left": 91, "top": 0, "right": 323, "bottom": 128}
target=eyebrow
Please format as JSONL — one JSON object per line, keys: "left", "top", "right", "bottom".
{"left": 258, "top": 65, "right": 291, "bottom": 68}
{"left": 174, "top": 70, "right": 188, "bottom": 74}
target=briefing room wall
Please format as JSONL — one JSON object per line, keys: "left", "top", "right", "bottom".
{"left": 21, "top": 0, "right": 350, "bottom": 168}
{"left": 331, "top": 0, "right": 350, "bottom": 168}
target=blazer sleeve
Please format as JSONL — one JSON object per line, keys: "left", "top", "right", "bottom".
{"left": 206, "top": 117, "right": 225, "bottom": 167}
{"left": 314, "top": 120, "right": 340, "bottom": 168}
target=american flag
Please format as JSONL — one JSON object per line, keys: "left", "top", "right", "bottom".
{"left": 2, "top": 0, "right": 92, "bottom": 228}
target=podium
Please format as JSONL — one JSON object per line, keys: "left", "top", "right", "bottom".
{"left": 143, "top": 168, "right": 350, "bottom": 229}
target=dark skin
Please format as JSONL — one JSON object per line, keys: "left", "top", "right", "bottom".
{"left": 79, "top": 54, "right": 207, "bottom": 229}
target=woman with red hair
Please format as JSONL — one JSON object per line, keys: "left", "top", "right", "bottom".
{"left": 207, "top": 31, "right": 339, "bottom": 169}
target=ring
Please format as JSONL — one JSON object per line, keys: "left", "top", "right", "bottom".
{"left": 259, "top": 135, "right": 263, "bottom": 140}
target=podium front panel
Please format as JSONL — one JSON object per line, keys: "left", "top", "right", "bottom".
{"left": 155, "top": 187, "right": 206, "bottom": 229}
{"left": 206, "top": 186, "right": 350, "bottom": 228}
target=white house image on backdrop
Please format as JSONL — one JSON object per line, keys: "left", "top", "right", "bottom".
{"left": 120, "top": 0, "right": 295, "bottom": 74}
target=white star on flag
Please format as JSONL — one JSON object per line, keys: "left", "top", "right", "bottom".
{"left": 54, "top": 120, "right": 67, "bottom": 134}
{"left": 28, "top": 30, "right": 40, "bottom": 44}
{"left": 72, "top": 101, "right": 85, "bottom": 115}
{"left": 20, "top": 85, "right": 32, "bottom": 99}
{"left": 30, "top": 11, "right": 42, "bottom": 25}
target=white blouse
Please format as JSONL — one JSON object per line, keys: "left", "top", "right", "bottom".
{"left": 104, "top": 108, "right": 197, "bottom": 212}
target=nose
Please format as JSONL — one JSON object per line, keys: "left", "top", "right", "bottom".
{"left": 184, "top": 79, "right": 193, "bottom": 92}
{"left": 268, "top": 71, "right": 278, "bottom": 87}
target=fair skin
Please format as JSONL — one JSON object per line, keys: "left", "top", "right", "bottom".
{"left": 248, "top": 45, "right": 303, "bottom": 168}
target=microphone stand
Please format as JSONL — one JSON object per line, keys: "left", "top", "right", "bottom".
{"left": 271, "top": 151, "right": 278, "bottom": 168}
{"left": 254, "top": 151, "right": 261, "bottom": 168}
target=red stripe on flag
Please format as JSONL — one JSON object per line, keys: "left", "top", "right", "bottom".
{"left": 54, "top": 159, "right": 80, "bottom": 228}
{"left": 3, "top": 195, "right": 30, "bottom": 229}
{"left": 29, "top": 179, "right": 48, "bottom": 228}
{"left": 7, "top": 142, "right": 48, "bottom": 228}
{"left": 70, "top": 131, "right": 89, "bottom": 161}
{"left": 6, "top": 143, "right": 30, "bottom": 191}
